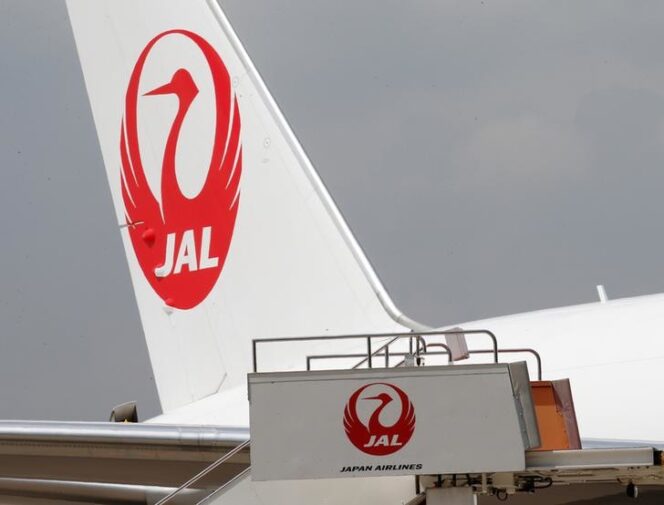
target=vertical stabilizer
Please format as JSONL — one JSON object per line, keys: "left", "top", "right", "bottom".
{"left": 66, "top": 0, "right": 423, "bottom": 416}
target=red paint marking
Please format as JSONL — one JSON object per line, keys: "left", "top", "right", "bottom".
{"left": 343, "top": 382, "right": 416, "bottom": 456}
{"left": 120, "top": 30, "right": 242, "bottom": 309}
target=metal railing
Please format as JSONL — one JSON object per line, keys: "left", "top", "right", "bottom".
{"left": 196, "top": 467, "right": 252, "bottom": 505}
{"left": 468, "top": 348, "right": 543, "bottom": 381}
{"left": 161, "top": 330, "right": 541, "bottom": 503}
{"left": 305, "top": 347, "right": 543, "bottom": 380}
{"left": 252, "top": 329, "right": 499, "bottom": 373}
{"left": 306, "top": 348, "right": 454, "bottom": 371}
{"left": 155, "top": 440, "right": 250, "bottom": 505}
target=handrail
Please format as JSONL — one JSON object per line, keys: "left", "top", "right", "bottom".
{"left": 307, "top": 347, "right": 459, "bottom": 369}
{"left": 196, "top": 467, "right": 252, "bottom": 504}
{"left": 351, "top": 335, "right": 400, "bottom": 369}
{"left": 467, "top": 348, "right": 542, "bottom": 381}
{"left": 351, "top": 335, "right": 429, "bottom": 370}
{"left": 306, "top": 347, "right": 543, "bottom": 380}
{"left": 252, "top": 329, "right": 498, "bottom": 373}
{"left": 424, "top": 343, "right": 454, "bottom": 363}
{"left": 306, "top": 346, "right": 453, "bottom": 371}
{"left": 155, "top": 440, "right": 250, "bottom": 505}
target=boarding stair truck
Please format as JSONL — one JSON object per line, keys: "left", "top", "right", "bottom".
{"left": 140, "top": 329, "right": 664, "bottom": 505}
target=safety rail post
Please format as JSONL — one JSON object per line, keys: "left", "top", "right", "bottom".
{"left": 422, "top": 343, "right": 454, "bottom": 364}
{"left": 416, "top": 335, "right": 427, "bottom": 354}
{"left": 353, "top": 336, "right": 401, "bottom": 370}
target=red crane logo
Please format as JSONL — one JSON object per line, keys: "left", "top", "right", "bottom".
{"left": 120, "top": 30, "right": 242, "bottom": 309}
{"left": 343, "top": 382, "right": 416, "bottom": 456}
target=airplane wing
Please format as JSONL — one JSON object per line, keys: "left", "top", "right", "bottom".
{"left": 2, "top": 419, "right": 663, "bottom": 504}
{"left": 0, "top": 420, "right": 248, "bottom": 504}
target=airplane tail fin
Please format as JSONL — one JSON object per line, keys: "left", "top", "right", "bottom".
{"left": 66, "top": 0, "right": 423, "bottom": 416}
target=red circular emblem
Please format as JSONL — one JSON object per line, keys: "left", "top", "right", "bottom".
{"left": 120, "top": 30, "right": 242, "bottom": 309}
{"left": 343, "top": 382, "right": 416, "bottom": 456}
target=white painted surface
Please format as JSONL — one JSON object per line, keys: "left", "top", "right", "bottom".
{"left": 443, "top": 293, "right": 664, "bottom": 442}
{"left": 65, "top": 0, "right": 412, "bottom": 415}
{"left": 204, "top": 471, "right": 415, "bottom": 505}
{"left": 249, "top": 365, "right": 529, "bottom": 480}
{"left": 66, "top": 0, "right": 664, "bottom": 453}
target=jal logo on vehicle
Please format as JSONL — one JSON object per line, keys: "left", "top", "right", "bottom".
{"left": 343, "top": 382, "right": 416, "bottom": 456}
{"left": 120, "top": 29, "right": 242, "bottom": 309}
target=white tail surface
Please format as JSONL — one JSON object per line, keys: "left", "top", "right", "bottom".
{"left": 66, "top": 0, "right": 421, "bottom": 415}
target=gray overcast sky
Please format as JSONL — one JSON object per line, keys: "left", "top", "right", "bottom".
{"left": 2, "top": 1, "right": 664, "bottom": 421}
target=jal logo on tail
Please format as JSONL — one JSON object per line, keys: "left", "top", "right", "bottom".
{"left": 120, "top": 30, "right": 242, "bottom": 310}
{"left": 343, "top": 382, "right": 416, "bottom": 456}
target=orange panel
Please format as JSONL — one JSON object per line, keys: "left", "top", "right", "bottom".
{"left": 530, "top": 380, "right": 581, "bottom": 451}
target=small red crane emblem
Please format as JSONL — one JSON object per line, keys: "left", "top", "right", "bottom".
{"left": 343, "top": 382, "right": 416, "bottom": 456}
